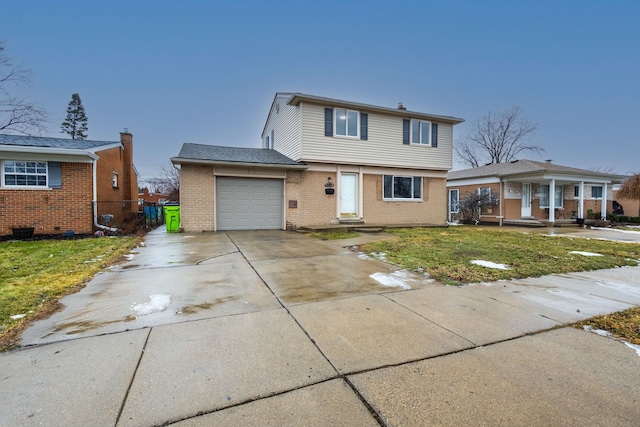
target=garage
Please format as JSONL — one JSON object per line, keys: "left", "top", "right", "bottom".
{"left": 216, "top": 177, "right": 284, "bottom": 230}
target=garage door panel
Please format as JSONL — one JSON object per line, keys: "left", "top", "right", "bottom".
{"left": 216, "top": 177, "right": 283, "bottom": 230}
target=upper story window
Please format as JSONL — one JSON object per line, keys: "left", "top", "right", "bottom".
{"left": 591, "top": 186, "right": 603, "bottom": 198}
{"left": 265, "top": 134, "right": 271, "bottom": 149}
{"left": 383, "top": 175, "right": 422, "bottom": 200}
{"left": 3, "top": 161, "right": 48, "bottom": 187}
{"left": 112, "top": 172, "right": 119, "bottom": 188}
{"left": 324, "top": 108, "right": 368, "bottom": 140}
{"left": 411, "top": 120, "right": 432, "bottom": 145}
{"left": 335, "top": 108, "right": 359, "bottom": 138}
{"left": 403, "top": 119, "right": 438, "bottom": 147}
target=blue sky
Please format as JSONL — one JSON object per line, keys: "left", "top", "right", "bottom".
{"left": 2, "top": 0, "right": 638, "bottom": 184}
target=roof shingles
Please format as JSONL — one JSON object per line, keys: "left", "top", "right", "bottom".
{"left": 0, "top": 134, "right": 118, "bottom": 150}
{"left": 174, "top": 143, "right": 305, "bottom": 167}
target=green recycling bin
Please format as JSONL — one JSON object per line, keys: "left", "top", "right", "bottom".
{"left": 164, "top": 203, "right": 180, "bottom": 232}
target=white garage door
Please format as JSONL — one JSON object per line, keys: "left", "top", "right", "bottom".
{"left": 216, "top": 177, "right": 284, "bottom": 230}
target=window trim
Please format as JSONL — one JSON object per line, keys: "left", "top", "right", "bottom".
{"left": 382, "top": 175, "right": 423, "bottom": 201}
{"left": 2, "top": 160, "right": 49, "bottom": 188}
{"left": 591, "top": 185, "right": 603, "bottom": 199}
{"left": 410, "top": 119, "right": 432, "bottom": 146}
{"left": 334, "top": 108, "right": 360, "bottom": 138}
{"left": 449, "top": 189, "right": 459, "bottom": 213}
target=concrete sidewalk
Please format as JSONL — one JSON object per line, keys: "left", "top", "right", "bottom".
{"left": 2, "top": 228, "right": 640, "bottom": 426}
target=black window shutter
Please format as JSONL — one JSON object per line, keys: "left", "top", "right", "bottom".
{"left": 360, "top": 112, "right": 368, "bottom": 140}
{"left": 324, "top": 108, "right": 333, "bottom": 136}
{"left": 271, "top": 129, "right": 274, "bottom": 148}
{"left": 48, "top": 162, "right": 62, "bottom": 188}
{"left": 431, "top": 123, "right": 438, "bottom": 147}
{"left": 402, "top": 119, "right": 410, "bottom": 144}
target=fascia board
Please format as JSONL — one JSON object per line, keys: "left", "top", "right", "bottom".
{"left": 0, "top": 145, "right": 99, "bottom": 161}
{"left": 446, "top": 176, "right": 500, "bottom": 187}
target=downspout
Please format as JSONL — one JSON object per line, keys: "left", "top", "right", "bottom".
{"left": 92, "top": 158, "right": 118, "bottom": 232}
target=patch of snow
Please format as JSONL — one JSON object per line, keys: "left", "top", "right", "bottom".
{"left": 583, "top": 325, "right": 612, "bottom": 337}
{"left": 568, "top": 251, "right": 603, "bottom": 257}
{"left": 10, "top": 314, "right": 26, "bottom": 320}
{"left": 357, "top": 252, "right": 370, "bottom": 260}
{"left": 370, "top": 271, "right": 414, "bottom": 290}
{"left": 470, "top": 260, "right": 511, "bottom": 270}
{"left": 130, "top": 294, "right": 171, "bottom": 317}
{"left": 124, "top": 254, "right": 135, "bottom": 260}
{"left": 369, "top": 252, "right": 387, "bottom": 261}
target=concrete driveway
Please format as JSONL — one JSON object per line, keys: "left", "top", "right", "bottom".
{"left": 2, "top": 227, "right": 640, "bottom": 426}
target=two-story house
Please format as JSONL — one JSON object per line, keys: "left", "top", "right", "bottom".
{"left": 0, "top": 132, "right": 138, "bottom": 237}
{"left": 171, "top": 93, "right": 464, "bottom": 231}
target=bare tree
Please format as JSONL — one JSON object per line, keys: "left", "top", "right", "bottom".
{"left": 147, "top": 163, "right": 180, "bottom": 201}
{"left": 617, "top": 173, "right": 640, "bottom": 217}
{"left": 455, "top": 107, "right": 542, "bottom": 168}
{"left": 456, "top": 190, "right": 500, "bottom": 224}
{"left": 0, "top": 40, "right": 47, "bottom": 135}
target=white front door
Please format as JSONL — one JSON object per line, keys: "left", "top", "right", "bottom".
{"left": 340, "top": 173, "right": 358, "bottom": 217}
{"left": 521, "top": 183, "right": 532, "bottom": 217}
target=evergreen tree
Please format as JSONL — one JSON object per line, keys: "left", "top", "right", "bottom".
{"left": 61, "top": 93, "right": 88, "bottom": 140}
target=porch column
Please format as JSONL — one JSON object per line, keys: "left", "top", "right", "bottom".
{"left": 548, "top": 178, "right": 555, "bottom": 223}
{"left": 602, "top": 183, "right": 608, "bottom": 220}
{"left": 578, "top": 181, "right": 584, "bottom": 219}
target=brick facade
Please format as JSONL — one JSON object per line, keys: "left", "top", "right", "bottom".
{"left": 0, "top": 162, "right": 93, "bottom": 235}
{"left": 179, "top": 166, "right": 448, "bottom": 231}
{"left": 0, "top": 132, "right": 138, "bottom": 236}
{"left": 95, "top": 132, "right": 138, "bottom": 228}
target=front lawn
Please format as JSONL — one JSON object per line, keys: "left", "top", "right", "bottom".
{"left": 360, "top": 227, "right": 640, "bottom": 285}
{"left": 0, "top": 236, "right": 139, "bottom": 350}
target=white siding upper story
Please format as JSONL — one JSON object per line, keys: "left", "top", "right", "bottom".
{"left": 261, "top": 94, "right": 301, "bottom": 161}
{"left": 261, "top": 94, "right": 458, "bottom": 171}
{"left": 299, "top": 102, "right": 453, "bottom": 170}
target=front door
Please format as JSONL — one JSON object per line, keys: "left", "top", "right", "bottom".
{"left": 521, "top": 183, "right": 532, "bottom": 217}
{"left": 340, "top": 173, "right": 358, "bottom": 217}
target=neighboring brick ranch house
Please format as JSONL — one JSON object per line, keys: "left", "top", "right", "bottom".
{"left": 446, "top": 160, "right": 624, "bottom": 225}
{"left": 0, "top": 132, "right": 138, "bottom": 237}
{"left": 138, "top": 187, "right": 170, "bottom": 206}
{"left": 171, "top": 93, "right": 464, "bottom": 231}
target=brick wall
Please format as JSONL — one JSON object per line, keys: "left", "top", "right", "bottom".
{"left": 295, "top": 171, "right": 338, "bottom": 227}
{"left": 362, "top": 175, "right": 447, "bottom": 225}
{"left": 179, "top": 164, "right": 215, "bottom": 231}
{"left": 94, "top": 132, "right": 139, "bottom": 227}
{"left": 0, "top": 162, "right": 93, "bottom": 236}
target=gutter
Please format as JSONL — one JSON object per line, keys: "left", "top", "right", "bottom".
{"left": 92, "top": 158, "right": 117, "bottom": 233}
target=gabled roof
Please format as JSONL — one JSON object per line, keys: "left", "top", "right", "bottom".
{"left": 448, "top": 160, "right": 624, "bottom": 181}
{"left": 171, "top": 143, "right": 307, "bottom": 169}
{"left": 284, "top": 93, "right": 465, "bottom": 125}
{"left": 0, "top": 134, "right": 119, "bottom": 151}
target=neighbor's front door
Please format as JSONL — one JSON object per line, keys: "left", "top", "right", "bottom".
{"left": 340, "top": 173, "right": 358, "bottom": 217}
{"left": 521, "top": 183, "right": 532, "bottom": 217}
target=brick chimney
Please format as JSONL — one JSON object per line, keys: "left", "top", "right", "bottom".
{"left": 545, "top": 159, "right": 552, "bottom": 165}
{"left": 120, "top": 130, "right": 138, "bottom": 214}
{"left": 397, "top": 102, "right": 406, "bottom": 110}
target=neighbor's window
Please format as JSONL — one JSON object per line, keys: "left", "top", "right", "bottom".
{"left": 335, "top": 108, "right": 359, "bottom": 137}
{"left": 112, "top": 172, "right": 119, "bottom": 188}
{"left": 3, "top": 160, "right": 47, "bottom": 187}
{"left": 540, "top": 185, "right": 563, "bottom": 208}
{"left": 411, "top": 120, "right": 432, "bottom": 145}
{"left": 591, "top": 186, "right": 603, "bottom": 198}
{"left": 383, "top": 175, "right": 422, "bottom": 200}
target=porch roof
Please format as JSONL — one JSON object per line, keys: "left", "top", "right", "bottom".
{"left": 448, "top": 160, "right": 624, "bottom": 184}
